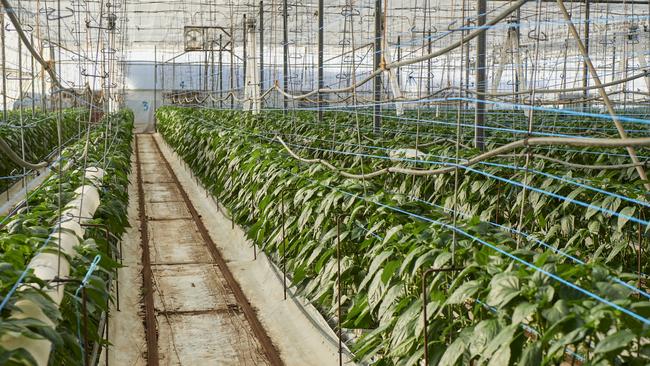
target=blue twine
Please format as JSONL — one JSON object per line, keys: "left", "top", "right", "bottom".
{"left": 400, "top": 192, "right": 650, "bottom": 301}
{"left": 74, "top": 255, "right": 102, "bottom": 362}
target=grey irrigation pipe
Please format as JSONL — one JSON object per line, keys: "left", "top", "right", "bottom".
{"left": 498, "top": 153, "right": 650, "bottom": 170}
{"left": 271, "top": 0, "right": 529, "bottom": 100}
{"left": 555, "top": 0, "right": 650, "bottom": 191}
{"left": 0, "top": 135, "right": 47, "bottom": 169}
{"left": 275, "top": 135, "right": 650, "bottom": 179}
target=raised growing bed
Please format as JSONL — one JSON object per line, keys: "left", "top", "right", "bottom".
{"left": 0, "top": 109, "right": 133, "bottom": 365}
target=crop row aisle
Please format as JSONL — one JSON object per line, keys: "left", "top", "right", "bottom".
{"left": 1, "top": 0, "right": 650, "bottom": 365}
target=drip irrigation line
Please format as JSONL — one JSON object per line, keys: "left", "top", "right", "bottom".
{"left": 0, "top": 171, "right": 31, "bottom": 180}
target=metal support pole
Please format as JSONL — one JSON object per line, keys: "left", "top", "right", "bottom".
{"left": 49, "top": 46, "right": 55, "bottom": 111}
{"left": 336, "top": 215, "right": 344, "bottom": 366}
{"left": 211, "top": 45, "right": 215, "bottom": 107}
{"left": 219, "top": 34, "right": 223, "bottom": 108}
{"left": 282, "top": 0, "right": 289, "bottom": 113}
{"left": 259, "top": 0, "right": 264, "bottom": 92}
{"left": 30, "top": 34, "right": 35, "bottom": 115}
{"left": 427, "top": 29, "right": 432, "bottom": 95}
{"left": 230, "top": 26, "right": 235, "bottom": 109}
{"left": 318, "top": 0, "right": 324, "bottom": 123}
{"left": 39, "top": 31, "right": 46, "bottom": 112}
{"left": 1, "top": 13, "right": 5, "bottom": 121}
{"left": 422, "top": 267, "right": 463, "bottom": 365}
{"left": 18, "top": 29, "right": 22, "bottom": 114}
{"left": 475, "top": 0, "right": 487, "bottom": 150}
{"left": 582, "top": 0, "right": 590, "bottom": 111}
{"left": 396, "top": 36, "right": 401, "bottom": 86}
{"left": 243, "top": 17, "right": 260, "bottom": 113}
{"left": 515, "top": 9, "right": 522, "bottom": 104}
{"left": 464, "top": 17, "right": 470, "bottom": 99}
{"left": 281, "top": 191, "right": 287, "bottom": 300}
{"left": 153, "top": 46, "right": 157, "bottom": 131}
{"left": 373, "top": 0, "right": 382, "bottom": 134}
{"left": 205, "top": 50, "right": 209, "bottom": 93}
{"left": 161, "top": 63, "right": 165, "bottom": 107}
{"left": 219, "top": 34, "right": 223, "bottom": 109}
{"left": 243, "top": 14, "right": 247, "bottom": 98}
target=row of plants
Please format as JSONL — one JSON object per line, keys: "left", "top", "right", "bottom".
{"left": 157, "top": 106, "right": 648, "bottom": 365}
{"left": 286, "top": 108, "right": 649, "bottom": 274}
{"left": 376, "top": 107, "right": 650, "bottom": 141}
{"left": 0, "top": 109, "right": 134, "bottom": 365}
{"left": 0, "top": 109, "right": 91, "bottom": 192}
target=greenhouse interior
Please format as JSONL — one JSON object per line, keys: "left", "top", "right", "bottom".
{"left": 0, "top": 0, "right": 649, "bottom": 365}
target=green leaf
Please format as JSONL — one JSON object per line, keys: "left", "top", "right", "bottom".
{"left": 480, "top": 324, "right": 518, "bottom": 363}
{"left": 548, "top": 327, "right": 587, "bottom": 356}
{"left": 360, "top": 250, "right": 393, "bottom": 290}
{"left": 512, "top": 302, "right": 537, "bottom": 324}
{"left": 381, "top": 260, "right": 400, "bottom": 284}
{"left": 468, "top": 319, "right": 500, "bottom": 357}
{"left": 486, "top": 273, "right": 520, "bottom": 309}
{"left": 617, "top": 206, "right": 636, "bottom": 230}
{"left": 446, "top": 280, "right": 481, "bottom": 305}
{"left": 593, "top": 330, "right": 636, "bottom": 354}
{"left": 542, "top": 299, "right": 570, "bottom": 326}
{"left": 438, "top": 327, "right": 473, "bottom": 366}
{"left": 562, "top": 187, "right": 585, "bottom": 209}
{"left": 382, "top": 225, "right": 402, "bottom": 245}
{"left": 519, "top": 341, "right": 542, "bottom": 366}
{"left": 487, "top": 344, "right": 511, "bottom": 366}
